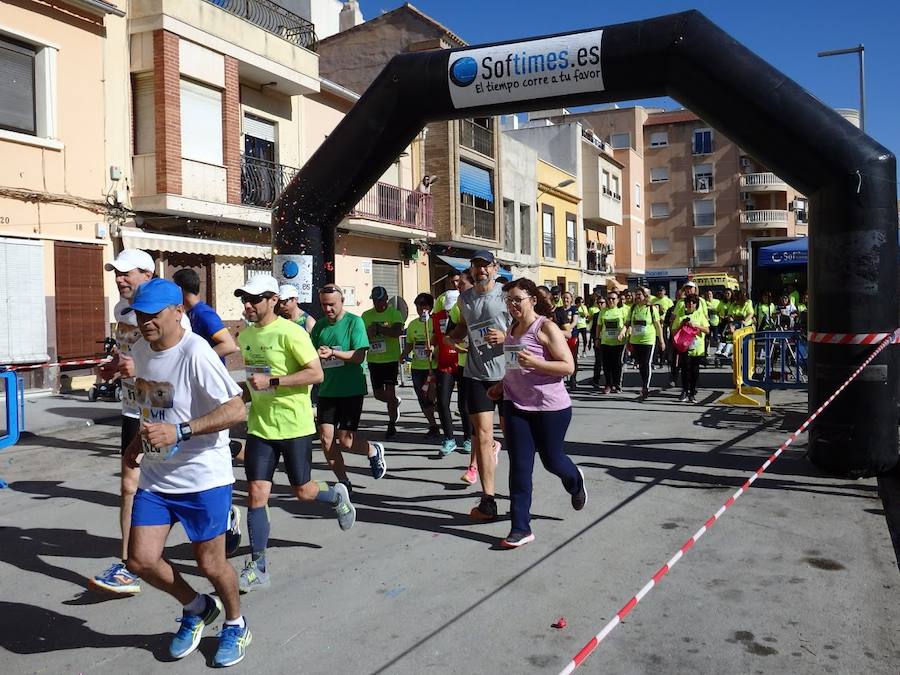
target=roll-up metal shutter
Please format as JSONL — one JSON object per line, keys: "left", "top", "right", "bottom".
{"left": 0, "top": 238, "right": 48, "bottom": 364}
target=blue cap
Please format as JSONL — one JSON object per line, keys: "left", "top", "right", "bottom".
{"left": 122, "top": 278, "right": 184, "bottom": 315}
{"left": 470, "top": 249, "right": 495, "bottom": 264}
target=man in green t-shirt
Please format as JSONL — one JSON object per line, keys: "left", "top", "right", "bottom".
{"left": 311, "top": 286, "right": 387, "bottom": 489}
{"left": 234, "top": 275, "right": 356, "bottom": 594}
{"left": 361, "top": 286, "right": 404, "bottom": 438}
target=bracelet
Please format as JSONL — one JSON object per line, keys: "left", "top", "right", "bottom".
{"left": 175, "top": 424, "right": 183, "bottom": 443}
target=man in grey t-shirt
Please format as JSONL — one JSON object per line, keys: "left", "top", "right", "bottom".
{"left": 448, "top": 250, "right": 511, "bottom": 522}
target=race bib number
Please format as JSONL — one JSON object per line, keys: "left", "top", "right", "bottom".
{"left": 370, "top": 340, "right": 386, "bottom": 355}
{"left": 141, "top": 435, "right": 178, "bottom": 463}
{"left": 604, "top": 320, "right": 619, "bottom": 339}
{"left": 121, "top": 378, "right": 139, "bottom": 417}
{"left": 413, "top": 345, "right": 429, "bottom": 361}
{"left": 632, "top": 320, "right": 647, "bottom": 336}
{"left": 503, "top": 344, "right": 525, "bottom": 370}
{"left": 469, "top": 319, "right": 496, "bottom": 349}
{"left": 322, "top": 346, "right": 343, "bottom": 369}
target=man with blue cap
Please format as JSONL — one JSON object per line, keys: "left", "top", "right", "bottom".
{"left": 121, "top": 278, "right": 251, "bottom": 667}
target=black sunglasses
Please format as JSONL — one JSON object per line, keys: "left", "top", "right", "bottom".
{"left": 240, "top": 293, "right": 274, "bottom": 304}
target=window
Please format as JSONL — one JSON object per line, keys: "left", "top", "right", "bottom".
{"left": 565, "top": 213, "right": 577, "bottom": 262}
{"left": 609, "top": 132, "right": 630, "bottom": 149}
{"left": 601, "top": 170, "right": 611, "bottom": 196}
{"left": 542, "top": 207, "right": 555, "bottom": 259}
{"left": 650, "top": 202, "right": 669, "bottom": 218}
{"left": 692, "top": 128, "right": 713, "bottom": 155}
{"left": 634, "top": 183, "right": 641, "bottom": 208}
{"left": 519, "top": 204, "right": 531, "bottom": 255}
{"left": 459, "top": 117, "right": 494, "bottom": 157}
{"left": 611, "top": 176, "right": 620, "bottom": 200}
{"left": 693, "top": 163, "right": 713, "bottom": 192}
{"left": 180, "top": 79, "right": 223, "bottom": 165}
{"left": 0, "top": 237, "right": 48, "bottom": 363}
{"left": 372, "top": 260, "right": 401, "bottom": 300}
{"left": 793, "top": 198, "right": 809, "bottom": 224}
{"left": 693, "top": 199, "right": 715, "bottom": 227}
{"left": 503, "top": 199, "right": 515, "bottom": 252}
{"left": 649, "top": 166, "right": 669, "bottom": 183}
{"left": 459, "top": 161, "right": 495, "bottom": 239}
{"left": 0, "top": 33, "right": 57, "bottom": 142}
{"left": 0, "top": 36, "right": 36, "bottom": 134}
{"left": 568, "top": 282, "right": 578, "bottom": 296}
{"left": 635, "top": 228, "right": 644, "bottom": 256}
{"left": 650, "top": 237, "right": 670, "bottom": 254}
{"left": 649, "top": 131, "right": 668, "bottom": 147}
{"left": 694, "top": 235, "right": 716, "bottom": 264}
{"left": 132, "top": 73, "right": 155, "bottom": 155}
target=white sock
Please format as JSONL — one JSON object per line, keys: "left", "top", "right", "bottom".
{"left": 183, "top": 593, "right": 206, "bottom": 615}
{"left": 224, "top": 616, "right": 246, "bottom": 628}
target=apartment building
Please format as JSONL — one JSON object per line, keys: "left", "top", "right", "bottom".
{"left": 0, "top": 0, "right": 126, "bottom": 387}
{"left": 504, "top": 115, "right": 622, "bottom": 296}
{"left": 535, "top": 160, "right": 581, "bottom": 295}
{"left": 316, "top": 4, "right": 503, "bottom": 288}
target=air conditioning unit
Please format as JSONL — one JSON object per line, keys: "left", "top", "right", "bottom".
{"left": 740, "top": 157, "right": 751, "bottom": 168}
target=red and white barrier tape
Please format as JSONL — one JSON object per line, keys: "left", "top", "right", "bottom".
{"left": 2, "top": 357, "right": 111, "bottom": 371}
{"left": 808, "top": 331, "right": 900, "bottom": 345}
{"left": 559, "top": 327, "right": 900, "bottom": 675}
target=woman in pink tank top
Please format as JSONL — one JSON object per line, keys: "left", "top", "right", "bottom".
{"left": 488, "top": 278, "right": 588, "bottom": 548}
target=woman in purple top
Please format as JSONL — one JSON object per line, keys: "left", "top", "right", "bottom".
{"left": 488, "top": 278, "right": 587, "bottom": 548}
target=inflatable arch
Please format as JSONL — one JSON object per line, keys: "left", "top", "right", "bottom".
{"left": 272, "top": 11, "right": 898, "bottom": 477}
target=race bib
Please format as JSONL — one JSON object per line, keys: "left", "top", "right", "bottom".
{"left": 322, "top": 345, "right": 344, "bottom": 369}
{"left": 413, "top": 345, "right": 429, "bottom": 361}
{"left": 246, "top": 364, "right": 274, "bottom": 392}
{"left": 370, "top": 340, "right": 386, "bottom": 354}
{"left": 469, "top": 319, "right": 496, "bottom": 349}
{"left": 439, "top": 317, "right": 449, "bottom": 333}
{"left": 503, "top": 344, "right": 525, "bottom": 370}
{"left": 632, "top": 322, "right": 647, "bottom": 336}
{"left": 141, "top": 435, "right": 178, "bottom": 463}
{"left": 604, "top": 320, "right": 619, "bottom": 339}
{"left": 121, "top": 378, "right": 139, "bottom": 417}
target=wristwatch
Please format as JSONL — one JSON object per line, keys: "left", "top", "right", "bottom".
{"left": 270, "top": 377, "right": 281, "bottom": 387}
{"left": 178, "top": 422, "right": 193, "bottom": 441}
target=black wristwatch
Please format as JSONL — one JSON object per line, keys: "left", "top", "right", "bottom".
{"left": 178, "top": 422, "right": 193, "bottom": 441}
{"left": 270, "top": 377, "right": 281, "bottom": 388}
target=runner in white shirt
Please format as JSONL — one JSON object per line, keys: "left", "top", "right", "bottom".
{"left": 122, "top": 278, "right": 251, "bottom": 667}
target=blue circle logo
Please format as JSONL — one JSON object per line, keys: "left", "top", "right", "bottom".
{"left": 281, "top": 260, "right": 299, "bottom": 279}
{"left": 449, "top": 57, "right": 478, "bottom": 87}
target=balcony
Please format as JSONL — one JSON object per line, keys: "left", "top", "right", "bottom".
{"left": 203, "top": 0, "right": 318, "bottom": 51}
{"left": 739, "top": 172, "right": 787, "bottom": 192}
{"left": 349, "top": 182, "right": 434, "bottom": 233}
{"left": 740, "top": 209, "right": 790, "bottom": 229}
{"left": 581, "top": 128, "right": 609, "bottom": 153}
{"left": 241, "top": 155, "right": 297, "bottom": 209}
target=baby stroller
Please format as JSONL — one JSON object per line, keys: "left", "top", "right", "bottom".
{"left": 87, "top": 337, "right": 122, "bottom": 402}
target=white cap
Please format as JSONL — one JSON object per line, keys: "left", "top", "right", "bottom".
{"left": 278, "top": 284, "right": 299, "bottom": 300}
{"left": 684, "top": 281, "right": 698, "bottom": 288}
{"left": 443, "top": 289, "right": 460, "bottom": 308}
{"left": 234, "top": 274, "right": 279, "bottom": 297}
{"left": 104, "top": 249, "right": 154, "bottom": 273}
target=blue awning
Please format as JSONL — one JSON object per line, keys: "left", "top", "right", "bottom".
{"left": 758, "top": 238, "right": 807, "bottom": 267}
{"left": 436, "top": 254, "right": 511, "bottom": 280}
{"left": 459, "top": 161, "right": 494, "bottom": 203}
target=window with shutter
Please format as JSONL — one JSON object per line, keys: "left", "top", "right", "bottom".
{"left": 54, "top": 243, "right": 106, "bottom": 360}
{"left": 180, "top": 78, "right": 223, "bottom": 165}
{"left": 0, "top": 238, "right": 48, "bottom": 363}
{"left": 0, "top": 36, "right": 36, "bottom": 135}
{"left": 372, "top": 260, "right": 401, "bottom": 300}
{"left": 133, "top": 73, "right": 155, "bottom": 155}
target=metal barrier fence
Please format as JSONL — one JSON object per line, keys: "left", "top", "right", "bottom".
{"left": 0, "top": 370, "right": 25, "bottom": 488}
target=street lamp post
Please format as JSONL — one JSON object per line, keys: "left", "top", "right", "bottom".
{"left": 817, "top": 44, "right": 865, "bottom": 132}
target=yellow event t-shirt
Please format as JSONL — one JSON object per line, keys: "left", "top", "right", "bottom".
{"left": 239, "top": 316, "right": 318, "bottom": 440}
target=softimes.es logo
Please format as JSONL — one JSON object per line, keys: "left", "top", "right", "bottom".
{"left": 449, "top": 57, "right": 478, "bottom": 87}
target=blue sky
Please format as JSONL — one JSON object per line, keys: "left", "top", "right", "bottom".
{"left": 358, "top": 0, "right": 899, "bottom": 188}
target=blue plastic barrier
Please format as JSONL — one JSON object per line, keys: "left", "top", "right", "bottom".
{"left": 0, "top": 370, "right": 25, "bottom": 487}
{"left": 742, "top": 330, "right": 807, "bottom": 412}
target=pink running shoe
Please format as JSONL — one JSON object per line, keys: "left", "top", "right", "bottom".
{"left": 460, "top": 465, "right": 478, "bottom": 484}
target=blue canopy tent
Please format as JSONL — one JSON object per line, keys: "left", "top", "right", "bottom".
{"left": 758, "top": 238, "right": 808, "bottom": 267}
{"left": 436, "top": 254, "right": 512, "bottom": 281}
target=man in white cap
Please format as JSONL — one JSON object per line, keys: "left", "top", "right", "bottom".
{"left": 234, "top": 275, "right": 355, "bottom": 594}
{"left": 90, "top": 249, "right": 154, "bottom": 593}
{"left": 276, "top": 284, "right": 316, "bottom": 333}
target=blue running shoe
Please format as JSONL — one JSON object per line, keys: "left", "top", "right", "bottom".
{"left": 225, "top": 505, "right": 241, "bottom": 557}
{"left": 90, "top": 561, "right": 141, "bottom": 594}
{"left": 169, "top": 594, "right": 222, "bottom": 659}
{"left": 213, "top": 622, "right": 252, "bottom": 667}
{"left": 369, "top": 442, "right": 387, "bottom": 479}
{"left": 459, "top": 439, "right": 472, "bottom": 455}
{"left": 439, "top": 439, "right": 456, "bottom": 457}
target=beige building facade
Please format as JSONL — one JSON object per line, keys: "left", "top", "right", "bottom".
{"left": 0, "top": 0, "right": 126, "bottom": 387}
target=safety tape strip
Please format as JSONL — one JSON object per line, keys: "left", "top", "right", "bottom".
{"left": 2, "top": 357, "right": 112, "bottom": 371}
{"left": 808, "top": 331, "right": 900, "bottom": 345}
{"left": 558, "top": 327, "right": 900, "bottom": 675}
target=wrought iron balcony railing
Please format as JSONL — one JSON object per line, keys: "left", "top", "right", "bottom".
{"left": 459, "top": 119, "right": 494, "bottom": 157}
{"left": 241, "top": 155, "right": 297, "bottom": 209}
{"left": 350, "top": 182, "right": 434, "bottom": 232}
{"left": 205, "top": 0, "right": 318, "bottom": 51}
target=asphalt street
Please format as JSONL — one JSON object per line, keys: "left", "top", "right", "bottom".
{"left": 1, "top": 360, "right": 898, "bottom": 674}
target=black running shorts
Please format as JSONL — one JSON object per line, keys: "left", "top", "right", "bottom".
{"left": 244, "top": 434, "right": 314, "bottom": 486}
{"left": 121, "top": 416, "right": 141, "bottom": 455}
{"left": 463, "top": 377, "right": 502, "bottom": 415}
{"left": 368, "top": 362, "right": 399, "bottom": 390}
{"left": 317, "top": 395, "right": 364, "bottom": 431}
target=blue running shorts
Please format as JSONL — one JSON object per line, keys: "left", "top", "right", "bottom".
{"left": 132, "top": 485, "right": 232, "bottom": 542}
